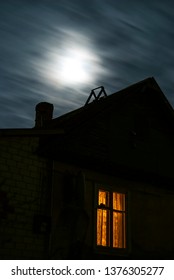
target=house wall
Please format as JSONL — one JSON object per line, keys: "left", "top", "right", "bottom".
{"left": 51, "top": 161, "right": 174, "bottom": 259}
{"left": 131, "top": 185, "right": 174, "bottom": 258}
{"left": 0, "top": 136, "right": 52, "bottom": 259}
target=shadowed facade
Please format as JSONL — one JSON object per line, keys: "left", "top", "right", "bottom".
{"left": 1, "top": 77, "right": 174, "bottom": 259}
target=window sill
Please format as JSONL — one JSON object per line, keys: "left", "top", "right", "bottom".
{"left": 94, "top": 245, "right": 129, "bottom": 258}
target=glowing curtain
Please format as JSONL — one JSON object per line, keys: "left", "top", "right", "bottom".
{"left": 97, "top": 190, "right": 109, "bottom": 246}
{"left": 97, "top": 190, "right": 126, "bottom": 248}
{"left": 113, "top": 192, "right": 126, "bottom": 248}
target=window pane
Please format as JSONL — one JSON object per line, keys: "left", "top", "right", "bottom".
{"left": 97, "top": 209, "right": 110, "bottom": 246}
{"left": 98, "top": 189, "right": 109, "bottom": 207}
{"left": 113, "top": 212, "right": 126, "bottom": 248}
{"left": 113, "top": 192, "right": 125, "bottom": 211}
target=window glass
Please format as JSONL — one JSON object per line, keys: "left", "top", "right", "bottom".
{"left": 98, "top": 190, "right": 109, "bottom": 207}
{"left": 97, "top": 189, "right": 126, "bottom": 249}
{"left": 113, "top": 212, "right": 126, "bottom": 248}
{"left": 97, "top": 209, "right": 110, "bottom": 246}
{"left": 113, "top": 192, "right": 125, "bottom": 211}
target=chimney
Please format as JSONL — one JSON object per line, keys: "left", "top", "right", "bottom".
{"left": 35, "top": 102, "right": 54, "bottom": 128}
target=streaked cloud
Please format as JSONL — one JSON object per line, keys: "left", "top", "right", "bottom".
{"left": 0, "top": 0, "right": 174, "bottom": 127}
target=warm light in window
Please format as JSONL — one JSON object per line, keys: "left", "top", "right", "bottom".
{"left": 97, "top": 189, "right": 126, "bottom": 248}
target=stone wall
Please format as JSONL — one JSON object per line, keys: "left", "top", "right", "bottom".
{"left": 0, "top": 135, "right": 52, "bottom": 259}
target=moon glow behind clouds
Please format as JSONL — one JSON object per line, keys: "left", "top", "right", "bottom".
{"left": 34, "top": 31, "right": 102, "bottom": 88}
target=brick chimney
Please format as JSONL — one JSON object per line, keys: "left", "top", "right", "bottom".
{"left": 35, "top": 102, "right": 54, "bottom": 128}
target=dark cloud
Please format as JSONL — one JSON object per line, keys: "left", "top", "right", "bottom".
{"left": 0, "top": 0, "right": 174, "bottom": 127}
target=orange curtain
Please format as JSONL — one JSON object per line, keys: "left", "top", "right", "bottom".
{"left": 97, "top": 190, "right": 109, "bottom": 246}
{"left": 97, "top": 190, "right": 126, "bottom": 248}
{"left": 113, "top": 193, "right": 125, "bottom": 248}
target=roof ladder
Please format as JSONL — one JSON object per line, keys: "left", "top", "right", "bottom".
{"left": 85, "top": 86, "right": 107, "bottom": 106}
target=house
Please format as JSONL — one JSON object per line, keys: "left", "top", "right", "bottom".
{"left": 0, "top": 77, "right": 174, "bottom": 259}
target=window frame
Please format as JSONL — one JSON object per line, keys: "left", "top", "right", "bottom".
{"left": 94, "top": 184, "right": 129, "bottom": 256}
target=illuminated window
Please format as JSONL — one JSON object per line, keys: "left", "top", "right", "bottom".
{"left": 97, "top": 189, "right": 126, "bottom": 248}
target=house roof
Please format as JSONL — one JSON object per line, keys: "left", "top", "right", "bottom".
{"left": 45, "top": 77, "right": 174, "bottom": 133}
{"left": 37, "top": 77, "right": 174, "bottom": 186}
{"left": 1, "top": 77, "right": 174, "bottom": 187}
{"left": 0, "top": 77, "right": 173, "bottom": 136}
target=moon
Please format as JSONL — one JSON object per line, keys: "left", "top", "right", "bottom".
{"left": 33, "top": 31, "right": 103, "bottom": 89}
{"left": 59, "top": 49, "right": 92, "bottom": 85}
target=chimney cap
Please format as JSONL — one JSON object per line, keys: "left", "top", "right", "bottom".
{"left": 35, "top": 102, "right": 54, "bottom": 111}
{"left": 35, "top": 102, "right": 54, "bottom": 128}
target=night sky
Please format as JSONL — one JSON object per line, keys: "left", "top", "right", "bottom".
{"left": 1, "top": 0, "right": 174, "bottom": 128}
